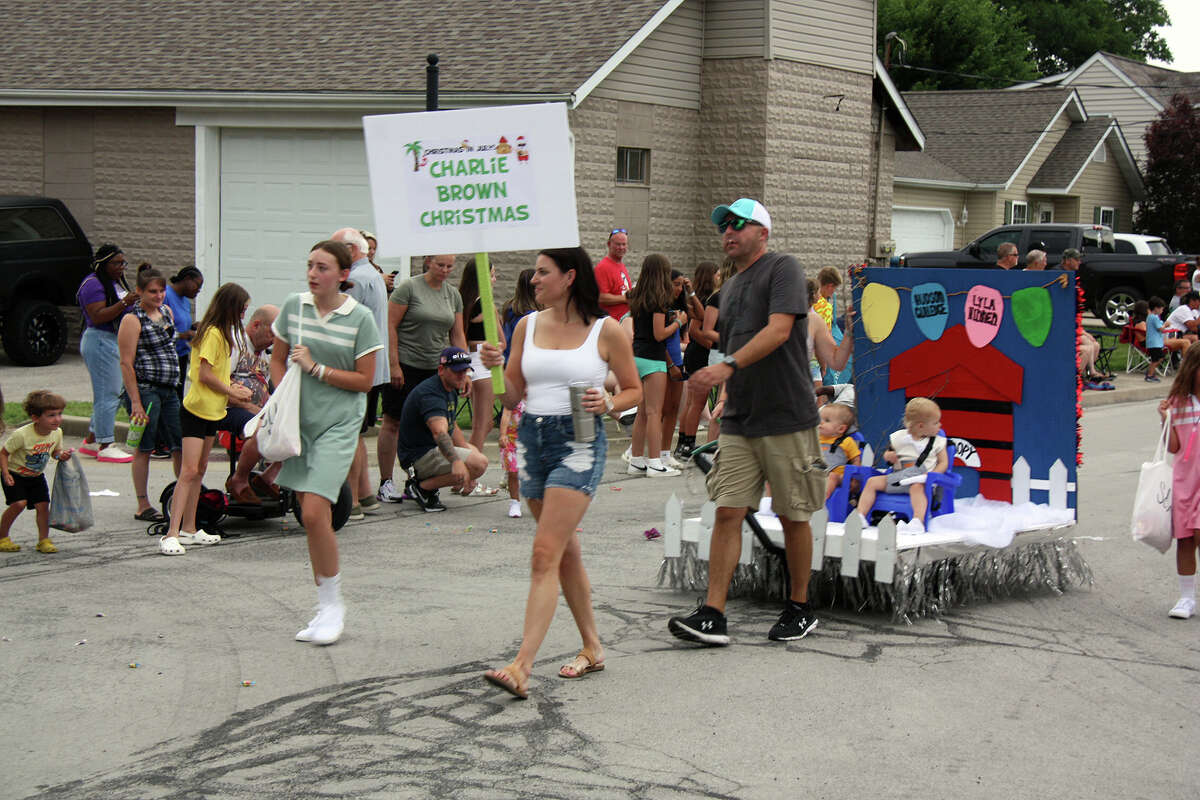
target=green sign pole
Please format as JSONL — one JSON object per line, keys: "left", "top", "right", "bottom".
{"left": 474, "top": 252, "right": 505, "bottom": 393}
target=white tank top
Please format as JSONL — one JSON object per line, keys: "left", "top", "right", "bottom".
{"left": 521, "top": 311, "right": 609, "bottom": 415}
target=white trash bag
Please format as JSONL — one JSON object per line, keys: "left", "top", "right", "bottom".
{"left": 1131, "top": 411, "right": 1173, "bottom": 554}
{"left": 49, "top": 453, "right": 94, "bottom": 532}
{"left": 244, "top": 301, "right": 304, "bottom": 462}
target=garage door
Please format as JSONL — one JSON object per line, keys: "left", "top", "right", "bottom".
{"left": 892, "top": 208, "right": 953, "bottom": 256}
{"left": 219, "top": 129, "right": 376, "bottom": 312}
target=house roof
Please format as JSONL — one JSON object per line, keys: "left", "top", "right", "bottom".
{"left": 896, "top": 87, "right": 1084, "bottom": 188}
{"left": 1092, "top": 53, "right": 1200, "bottom": 106}
{"left": 0, "top": 0, "right": 670, "bottom": 98}
{"left": 1011, "top": 52, "right": 1200, "bottom": 109}
{"left": 1026, "top": 116, "right": 1144, "bottom": 198}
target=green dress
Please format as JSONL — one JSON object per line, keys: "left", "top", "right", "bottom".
{"left": 272, "top": 292, "right": 383, "bottom": 502}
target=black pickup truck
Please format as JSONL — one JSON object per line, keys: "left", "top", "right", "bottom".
{"left": 0, "top": 196, "right": 93, "bottom": 365}
{"left": 898, "top": 223, "right": 1192, "bottom": 327}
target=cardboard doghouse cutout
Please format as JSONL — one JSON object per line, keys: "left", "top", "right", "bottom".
{"left": 851, "top": 267, "right": 1078, "bottom": 512}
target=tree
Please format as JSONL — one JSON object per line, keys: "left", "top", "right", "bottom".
{"left": 1005, "top": 0, "right": 1172, "bottom": 75}
{"left": 879, "top": 0, "right": 1039, "bottom": 91}
{"left": 1135, "top": 94, "right": 1200, "bottom": 253}
{"left": 879, "top": 0, "right": 1174, "bottom": 91}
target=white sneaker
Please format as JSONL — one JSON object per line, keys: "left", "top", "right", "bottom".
{"left": 664, "top": 454, "right": 688, "bottom": 470}
{"left": 508, "top": 499, "right": 522, "bottom": 518}
{"left": 178, "top": 529, "right": 221, "bottom": 545}
{"left": 1169, "top": 597, "right": 1195, "bottom": 619}
{"left": 377, "top": 479, "right": 405, "bottom": 503}
{"left": 96, "top": 444, "right": 134, "bottom": 463}
{"left": 295, "top": 607, "right": 321, "bottom": 641}
{"left": 307, "top": 603, "right": 345, "bottom": 645}
{"left": 159, "top": 536, "right": 186, "bottom": 555}
{"left": 621, "top": 446, "right": 633, "bottom": 463}
{"left": 646, "top": 463, "right": 681, "bottom": 478}
{"left": 627, "top": 462, "right": 647, "bottom": 476}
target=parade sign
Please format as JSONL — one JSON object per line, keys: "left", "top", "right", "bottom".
{"left": 362, "top": 103, "right": 579, "bottom": 256}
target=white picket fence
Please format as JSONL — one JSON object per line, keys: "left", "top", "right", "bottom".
{"left": 662, "top": 456, "right": 1076, "bottom": 586}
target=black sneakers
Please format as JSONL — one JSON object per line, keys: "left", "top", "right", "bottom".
{"left": 668, "top": 601, "right": 730, "bottom": 646}
{"left": 767, "top": 601, "right": 818, "bottom": 641}
{"left": 672, "top": 434, "right": 696, "bottom": 463}
{"left": 405, "top": 478, "right": 446, "bottom": 512}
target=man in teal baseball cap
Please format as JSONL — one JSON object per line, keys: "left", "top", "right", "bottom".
{"left": 668, "top": 195, "right": 852, "bottom": 649}
{"left": 709, "top": 197, "right": 772, "bottom": 232}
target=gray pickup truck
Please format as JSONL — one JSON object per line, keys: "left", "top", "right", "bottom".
{"left": 898, "top": 223, "right": 1193, "bottom": 326}
{"left": 0, "top": 196, "right": 93, "bottom": 365}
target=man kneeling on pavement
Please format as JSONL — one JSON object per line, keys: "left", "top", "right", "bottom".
{"left": 396, "top": 347, "right": 488, "bottom": 512}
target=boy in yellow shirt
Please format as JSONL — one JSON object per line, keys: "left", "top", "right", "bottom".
{"left": 1, "top": 391, "right": 73, "bottom": 552}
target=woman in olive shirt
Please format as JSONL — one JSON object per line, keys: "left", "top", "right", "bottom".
{"left": 375, "top": 255, "right": 467, "bottom": 502}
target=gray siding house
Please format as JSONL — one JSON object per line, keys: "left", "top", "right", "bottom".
{"left": 892, "top": 87, "right": 1143, "bottom": 256}
{"left": 0, "top": 0, "right": 921, "bottom": 313}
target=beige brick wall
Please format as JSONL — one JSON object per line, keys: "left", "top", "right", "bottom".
{"left": 0, "top": 109, "right": 45, "bottom": 193}
{"left": 92, "top": 109, "right": 194, "bottom": 275}
{"left": 764, "top": 60, "right": 875, "bottom": 274}
{"left": 700, "top": 58, "right": 769, "bottom": 213}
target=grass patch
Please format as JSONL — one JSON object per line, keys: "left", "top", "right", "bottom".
{"left": 3, "top": 401, "right": 129, "bottom": 430}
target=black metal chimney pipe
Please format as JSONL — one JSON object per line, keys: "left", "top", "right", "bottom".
{"left": 426, "top": 54, "right": 439, "bottom": 111}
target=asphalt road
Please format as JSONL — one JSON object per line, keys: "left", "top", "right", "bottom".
{"left": 0, "top": 397, "right": 1196, "bottom": 799}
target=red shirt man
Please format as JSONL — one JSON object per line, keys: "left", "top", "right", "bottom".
{"left": 595, "top": 228, "right": 632, "bottom": 318}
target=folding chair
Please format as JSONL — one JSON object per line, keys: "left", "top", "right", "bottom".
{"left": 1086, "top": 327, "right": 1117, "bottom": 377}
{"left": 1120, "top": 323, "right": 1168, "bottom": 377}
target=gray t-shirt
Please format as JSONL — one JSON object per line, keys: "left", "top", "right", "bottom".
{"left": 718, "top": 251, "right": 817, "bottom": 437}
{"left": 346, "top": 258, "right": 391, "bottom": 387}
{"left": 389, "top": 275, "right": 463, "bottom": 370}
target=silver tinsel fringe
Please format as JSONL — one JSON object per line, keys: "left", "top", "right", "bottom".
{"left": 656, "top": 537, "right": 1093, "bottom": 623}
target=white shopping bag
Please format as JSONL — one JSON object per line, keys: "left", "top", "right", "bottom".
{"left": 244, "top": 300, "right": 303, "bottom": 462}
{"left": 1131, "top": 410, "right": 1173, "bottom": 553}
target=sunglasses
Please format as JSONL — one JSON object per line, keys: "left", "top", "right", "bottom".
{"left": 610, "top": 228, "right": 627, "bottom": 236}
{"left": 718, "top": 216, "right": 756, "bottom": 234}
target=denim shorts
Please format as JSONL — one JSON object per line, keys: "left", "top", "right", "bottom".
{"left": 122, "top": 383, "right": 182, "bottom": 453}
{"left": 517, "top": 413, "right": 607, "bottom": 499}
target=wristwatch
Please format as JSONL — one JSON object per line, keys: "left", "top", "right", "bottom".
{"left": 721, "top": 355, "right": 738, "bottom": 371}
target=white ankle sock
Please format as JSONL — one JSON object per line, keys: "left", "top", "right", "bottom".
{"left": 660, "top": 450, "right": 672, "bottom": 462}
{"left": 1180, "top": 574, "right": 1196, "bottom": 600}
{"left": 316, "top": 573, "right": 343, "bottom": 608}
{"left": 630, "top": 456, "right": 646, "bottom": 467}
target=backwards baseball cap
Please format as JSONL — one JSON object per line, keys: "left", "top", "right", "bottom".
{"left": 1062, "top": 248, "right": 1081, "bottom": 259}
{"left": 711, "top": 198, "right": 772, "bottom": 233}
{"left": 439, "top": 347, "right": 473, "bottom": 371}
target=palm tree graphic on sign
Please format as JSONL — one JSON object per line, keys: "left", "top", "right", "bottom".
{"left": 405, "top": 141, "right": 423, "bottom": 172}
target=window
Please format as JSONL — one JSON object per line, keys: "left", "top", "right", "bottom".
{"left": 1099, "top": 206, "right": 1115, "bottom": 228}
{"left": 1038, "top": 203, "right": 1053, "bottom": 224}
{"left": 1005, "top": 200, "right": 1028, "bottom": 224}
{"left": 975, "top": 230, "right": 1021, "bottom": 261}
{"left": 0, "top": 205, "right": 72, "bottom": 243}
{"left": 616, "top": 147, "right": 650, "bottom": 184}
{"left": 1114, "top": 239, "right": 1136, "bottom": 254}
{"left": 1032, "top": 229, "right": 1072, "bottom": 255}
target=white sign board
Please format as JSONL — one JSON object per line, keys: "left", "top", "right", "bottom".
{"left": 363, "top": 103, "right": 579, "bottom": 256}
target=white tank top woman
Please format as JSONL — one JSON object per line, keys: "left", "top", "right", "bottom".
{"left": 521, "top": 311, "right": 609, "bottom": 416}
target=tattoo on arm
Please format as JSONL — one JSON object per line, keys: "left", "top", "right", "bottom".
{"left": 435, "top": 431, "right": 459, "bottom": 462}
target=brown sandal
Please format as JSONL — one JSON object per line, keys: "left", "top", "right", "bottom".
{"left": 558, "top": 650, "right": 605, "bottom": 679}
{"left": 483, "top": 664, "right": 529, "bottom": 699}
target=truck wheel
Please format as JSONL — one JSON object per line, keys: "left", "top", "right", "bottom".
{"left": 2, "top": 300, "right": 68, "bottom": 366}
{"left": 1100, "top": 286, "right": 1140, "bottom": 328}
{"left": 292, "top": 481, "right": 354, "bottom": 531}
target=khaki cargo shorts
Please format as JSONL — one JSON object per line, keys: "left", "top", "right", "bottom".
{"left": 705, "top": 429, "right": 827, "bottom": 522}
{"left": 413, "top": 446, "right": 474, "bottom": 480}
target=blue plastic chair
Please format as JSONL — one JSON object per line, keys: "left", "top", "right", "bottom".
{"left": 825, "top": 438, "right": 963, "bottom": 526}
